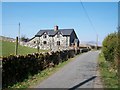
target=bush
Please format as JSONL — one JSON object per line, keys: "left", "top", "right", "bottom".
{"left": 101, "top": 30, "right": 120, "bottom": 88}
{"left": 68, "top": 49, "right": 75, "bottom": 58}
{"left": 102, "top": 32, "right": 117, "bottom": 62}
{"left": 60, "top": 50, "right": 68, "bottom": 62}
{"left": 51, "top": 51, "right": 59, "bottom": 66}
{"left": 2, "top": 53, "right": 45, "bottom": 88}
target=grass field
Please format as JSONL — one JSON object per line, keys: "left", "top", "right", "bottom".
{"left": 98, "top": 53, "right": 118, "bottom": 88}
{"left": 1, "top": 40, "right": 48, "bottom": 57}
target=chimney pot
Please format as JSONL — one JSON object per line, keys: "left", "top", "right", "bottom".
{"left": 54, "top": 25, "right": 58, "bottom": 31}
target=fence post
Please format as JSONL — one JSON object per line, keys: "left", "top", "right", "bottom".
{"left": 37, "top": 40, "right": 40, "bottom": 53}
{"left": 15, "top": 37, "right": 18, "bottom": 55}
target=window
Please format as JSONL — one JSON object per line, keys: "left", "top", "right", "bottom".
{"left": 57, "top": 32, "right": 60, "bottom": 38}
{"left": 43, "top": 33, "right": 47, "bottom": 38}
{"left": 57, "top": 41, "right": 60, "bottom": 45}
{"left": 43, "top": 41, "right": 47, "bottom": 44}
{"left": 34, "top": 41, "right": 36, "bottom": 44}
{"left": 43, "top": 35, "right": 47, "bottom": 38}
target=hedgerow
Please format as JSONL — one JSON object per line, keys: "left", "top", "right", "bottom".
{"left": 2, "top": 49, "right": 82, "bottom": 88}
{"left": 102, "top": 32, "right": 117, "bottom": 62}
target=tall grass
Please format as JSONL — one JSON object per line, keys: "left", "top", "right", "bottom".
{"left": 99, "top": 53, "right": 118, "bottom": 88}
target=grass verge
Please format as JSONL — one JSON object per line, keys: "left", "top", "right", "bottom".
{"left": 9, "top": 54, "right": 81, "bottom": 88}
{"left": 98, "top": 53, "right": 118, "bottom": 88}
{"left": 1, "top": 40, "right": 48, "bottom": 57}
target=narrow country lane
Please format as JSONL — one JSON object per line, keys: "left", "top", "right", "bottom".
{"left": 34, "top": 51, "right": 103, "bottom": 88}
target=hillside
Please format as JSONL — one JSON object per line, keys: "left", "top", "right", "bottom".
{"left": 1, "top": 40, "right": 47, "bottom": 57}
{"left": 0, "top": 36, "right": 16, "bottom": 42}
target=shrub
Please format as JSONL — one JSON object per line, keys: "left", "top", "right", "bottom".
{"left": 68, "top": 49, "right": 75, "bottom": 58}
{"left": 52, "top": 51, "right": 60, "bottom": 66}
{"left": 44, "top": 52, "right": 51, "bottom": 68}
{"left": 2, "top": 53, "right": 45, "bottom": 88}
{"left": 60, "top": 50, "right": 68, "bottom": 62}
{"left": 102, "top": 32, "right": 117, "bottom": 62}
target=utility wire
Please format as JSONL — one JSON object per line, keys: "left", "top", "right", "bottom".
{"left": 80, "top": 0, "right": 98, "bottom": 47}
{"left": 80, "top": 0, "right": 97, "bottom": 35}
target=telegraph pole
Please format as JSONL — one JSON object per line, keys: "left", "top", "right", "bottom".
{"left": 18, "top": 22, "right": 20, "bottom": 44}
{"left": 15, "top": 37, "right": 18, "bottom": 55}
{"left": 96, "top": 34, "right": 98, "bottom": 50}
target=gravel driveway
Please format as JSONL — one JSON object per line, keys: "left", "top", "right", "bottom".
{"left": 35, "top": 51, "right": 103, "bottom": 88}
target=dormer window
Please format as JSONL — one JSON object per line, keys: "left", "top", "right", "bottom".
{"left": 57, "top": 32, "right": 60, "bottom": 38}
{"left": 43, "top": 33, "right": 47, "bottom": 38}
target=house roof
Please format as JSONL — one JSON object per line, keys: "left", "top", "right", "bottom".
{"left": 35, "top": 29, "right": 74, "bottom": 37}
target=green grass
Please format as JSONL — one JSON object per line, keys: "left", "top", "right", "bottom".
{"left": 8, "top": 54, "right": 81, "bottom": 88}
{"left": 98, "top": 53, "right": 118, "bottom": 88}
{"left": 1, "top": 40, "right": 48, "bottom": 57}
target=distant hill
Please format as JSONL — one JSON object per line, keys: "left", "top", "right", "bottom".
{"left": 0, "top": 36, "right": 16, "bottom": 42}
{"left": 81, "top": 41, "right": 102, "bottom": 46}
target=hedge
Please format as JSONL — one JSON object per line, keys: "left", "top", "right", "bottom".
{"left": 2, "top": 49, "right": 83, "bottom": 88}
{"left": 102, "top": 32, "right": 117, "bottom": 62}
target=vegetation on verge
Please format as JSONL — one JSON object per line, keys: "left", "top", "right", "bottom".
{"left": 102, "top": 32, "right": 117, "bottom": 62}
{"left": 99, "top": 53, "right": 118, "bottom": 88}
{"left": 99, "top": 32, "right": 120, "bottom": 88}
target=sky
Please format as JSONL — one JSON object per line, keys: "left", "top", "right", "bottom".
{"left": 118, "top": 1, "right": 120, "bottom": 27}
{"left": 2, "top": 2, "right": 118, "bottom": 45}
{"left": 1, "top": 0, "right": 120, "bottom": 2}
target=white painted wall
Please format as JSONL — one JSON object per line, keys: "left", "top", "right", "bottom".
{"left": 28, "top": 33, "right": 70, "bottom": 50}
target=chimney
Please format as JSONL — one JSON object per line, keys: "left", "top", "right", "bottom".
{"left": 54, "top": 25, "right": 58, "bottom": 31}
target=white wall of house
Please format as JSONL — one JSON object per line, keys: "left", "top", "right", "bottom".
{"left": 28, "top": 37, "right": 39, "bottom": 48}
{"left": 28, "top": 33, "right": 70, "bottom": 50}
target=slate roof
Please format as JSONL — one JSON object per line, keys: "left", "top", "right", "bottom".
{"left": 35, "top": 29, "right": 74, "bottom": 37}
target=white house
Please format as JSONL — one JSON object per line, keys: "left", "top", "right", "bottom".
{"left": 27, "top": 25, "right": 79, "bottom": 50}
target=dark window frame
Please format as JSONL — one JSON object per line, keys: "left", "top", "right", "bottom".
{"left": 57, "top": 41, "right": 60, "bottom": 45}
{"left": 43, "top": 41, "right": 47, "bottom": 44}
{"left": 34, "top": 41, "right": 36, "bottom": 44}
{"left": 43, "top": 33, "right": 47, "bottom": 38}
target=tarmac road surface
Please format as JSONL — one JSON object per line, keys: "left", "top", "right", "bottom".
{"left": 35, "top": 51, "right": 103, "bottom": 88}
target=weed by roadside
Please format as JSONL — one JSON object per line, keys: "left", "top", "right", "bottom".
{"left": 99, "top": 53, "right": 118, "bottom": 88}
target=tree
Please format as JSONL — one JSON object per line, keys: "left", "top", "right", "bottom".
{"left": 21, "top": 35, "right": 29, "bottom": 42}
